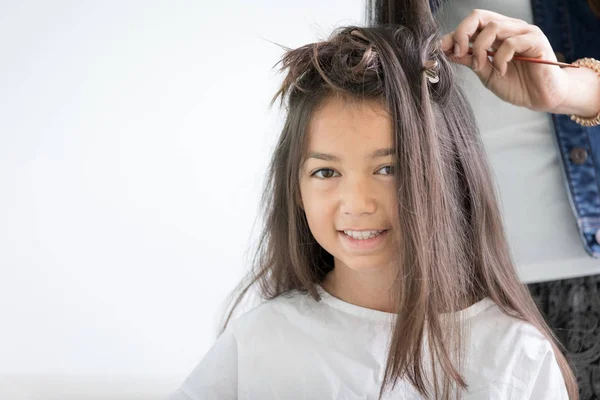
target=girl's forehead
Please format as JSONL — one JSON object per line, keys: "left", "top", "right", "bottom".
{"left": 307, "top": 96, "right": 393, "bottom": 149}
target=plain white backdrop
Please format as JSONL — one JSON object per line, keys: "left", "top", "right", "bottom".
{"left": 0, "top": 1, "right": 364, "bottom": 398}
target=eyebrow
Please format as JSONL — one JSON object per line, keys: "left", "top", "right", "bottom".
{"left": 308, "top": 148, "right": 395, "bottom": 162}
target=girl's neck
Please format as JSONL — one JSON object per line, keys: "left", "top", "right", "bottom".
{"left": 320, "top": 266, "right": 397, "bottom": 314}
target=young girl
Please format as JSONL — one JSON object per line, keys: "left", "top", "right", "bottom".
{"left": 169, "top": 7, "right": 578, "bottom": 400}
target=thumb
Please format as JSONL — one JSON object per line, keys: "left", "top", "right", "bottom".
{"left": 448, "top": 54, "right": 495, "bottom": 82}
{"left": 449, "top": 54, "right": 472, "bottom": 68}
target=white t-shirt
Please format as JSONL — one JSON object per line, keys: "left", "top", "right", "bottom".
{"left": 169, "top": 285, "right": 568, "bottom": 399}
{"left": 436, "top": 0, "right": 600, "bottom": 283}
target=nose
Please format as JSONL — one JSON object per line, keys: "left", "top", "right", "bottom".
{"left": 339, "top": 175, "right": 377, "bottom": 216}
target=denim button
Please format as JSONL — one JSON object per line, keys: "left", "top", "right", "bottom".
{"left": 570, "top": 147, "right": 588, "bottom": 165}
{"left": 596, "top": 229, "right": 600, "bottom": 244}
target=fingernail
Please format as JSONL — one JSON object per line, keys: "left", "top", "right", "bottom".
{"left": 472, "top": 58, "right": 479, "bottom": 70}
{"left": 453, "top": 44, "right": 460, "bottom": 57}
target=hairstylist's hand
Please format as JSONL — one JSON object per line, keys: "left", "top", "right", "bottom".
{"left": 440, "top": 9, "right": 600, "bottom": 117}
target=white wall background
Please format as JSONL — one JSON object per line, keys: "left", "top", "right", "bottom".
{"left": 0, "top": 1, "right": 364, "bottom": 398}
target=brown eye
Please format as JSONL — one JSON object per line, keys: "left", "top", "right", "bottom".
{"left": 311, "top": 168, "right": 339, "bottom": 179}
{"left": 377, "top": 165, "right": 395, "bottom": 175}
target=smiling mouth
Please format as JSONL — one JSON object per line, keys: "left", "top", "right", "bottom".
{"left": 337, "top": 229, "right": 390, "bottom": 251}
{"left": 338, "top": 229, "right": 389, "bottom": 240}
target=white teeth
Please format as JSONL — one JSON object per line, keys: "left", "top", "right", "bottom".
{"left": 343, "top": 230, "right": 384, "bottom": 240}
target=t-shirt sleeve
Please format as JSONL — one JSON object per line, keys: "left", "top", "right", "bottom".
{"left": 526, "top": 347, "right": 569, "bottom": 399}
{"left": 168, "top": 325, "right": 239, "bottom": 400}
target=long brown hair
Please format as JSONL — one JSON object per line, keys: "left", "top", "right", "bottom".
{"left": 217, "top": 2, "right": 578, "bottom": 399}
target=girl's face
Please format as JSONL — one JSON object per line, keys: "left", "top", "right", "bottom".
{"left": 299, "top": 96, "right": 397, "bottom": 274}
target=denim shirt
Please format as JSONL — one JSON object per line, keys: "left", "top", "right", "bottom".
{"left": 433, "top": 0, "right": 600, "bottom": 257}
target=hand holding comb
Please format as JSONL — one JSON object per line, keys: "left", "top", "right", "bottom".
{"left": 444, "top": 48, "right": 579, "bottom": 68}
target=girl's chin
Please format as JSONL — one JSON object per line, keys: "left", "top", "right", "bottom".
{"left": 332, "top": 256, "right": 393, "bottom": 272}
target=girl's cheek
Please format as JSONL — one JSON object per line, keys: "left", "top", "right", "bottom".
{"left": 304, "top": 191, "right": 337, "bottom": 218}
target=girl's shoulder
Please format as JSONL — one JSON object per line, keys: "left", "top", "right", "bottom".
{"left": 463, "top": 301, "right": 568, "bottom": 398}
{"left": 468, "top": 299, "right": 552, "bottom": 351}
{"left": 224, "top": 288, "right": 318, "bottom": 337}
